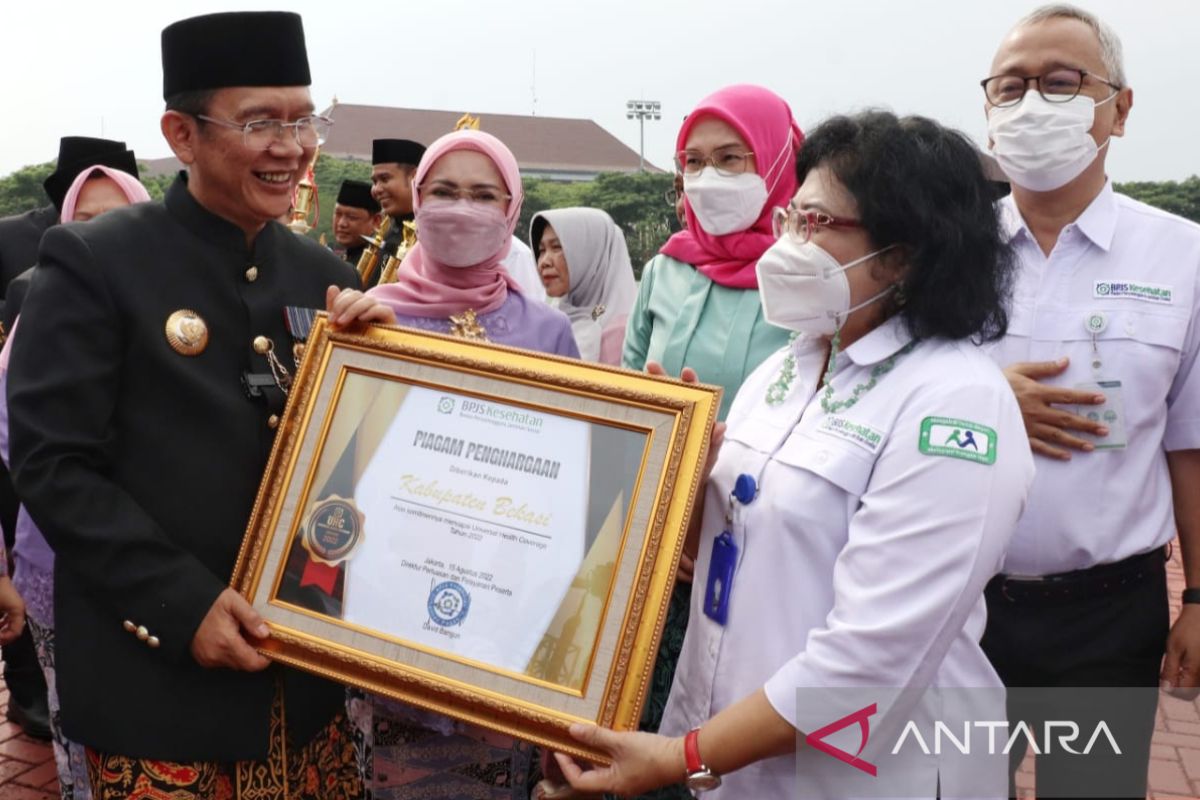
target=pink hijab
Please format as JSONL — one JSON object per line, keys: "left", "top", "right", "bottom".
{"left": 61, "top": 165, "right": 151, "bottom": 222}
{"left": 0, "top": 165, "right": 150, "bottom": 371}
{"left": 368, "top": 130, "right": 523, "bottom": 317}
{"left": 660, "top": 84, "right": 804, "bottom": 289}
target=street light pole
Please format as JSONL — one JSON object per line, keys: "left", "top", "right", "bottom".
{"left": 626, "top": 100, "right": 661, "bottom": 172}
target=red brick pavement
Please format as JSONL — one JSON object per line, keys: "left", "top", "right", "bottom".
{"left": 1, "top": 546, "right": 1198, "bottom": 799}
{"left": 0, "top": 681, "right": 58, "bottom": 799}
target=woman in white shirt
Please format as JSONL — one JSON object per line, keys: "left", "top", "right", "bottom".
{"left": 546, "top": 111, "right": 1035, "bottom": 799}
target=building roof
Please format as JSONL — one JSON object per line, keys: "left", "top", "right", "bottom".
{"left": 320, "top": 103, "right": 661, "bottom": 179}
{"left": 140, "top": 104, "right": 663, "bottom": 180}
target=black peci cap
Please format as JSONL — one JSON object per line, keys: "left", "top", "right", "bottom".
{"left": 336, "top": 179, "right": 380, "bottom": 213}
{"left": 161, "top": 11, "right": 311, "bottom": 99}
{"left": 43, "top": 137, "right": 139, "bottom": 212}
{"left": 371, "top": 139, "right": 426, "bottom": 167}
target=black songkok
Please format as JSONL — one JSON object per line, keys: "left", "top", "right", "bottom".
{"left": 371, "top": 139, "right": 426, "bottom": 167}
{"left": 336, "top": 180, "right": 380, "bottom": 213}
{"left": 161, "top": 11, "right": 311, "bottom": 99}
{"left": 43, "top": 137, "right": 139, "bottom": 212}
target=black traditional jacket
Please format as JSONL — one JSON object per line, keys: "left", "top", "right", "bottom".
{"left": 8, "top": 176, "right": 358, "bottom": 760}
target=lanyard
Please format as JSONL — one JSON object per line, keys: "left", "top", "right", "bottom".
{"left": 1084, "top": 311, "right": 1108, "bottom": 375}
{"left": 703, "top": 473, "right": 757, "bottom": 625}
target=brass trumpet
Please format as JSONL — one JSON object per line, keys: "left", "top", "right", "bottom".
{"left": 355, "top": 215, "right": 393, "bottom": 287}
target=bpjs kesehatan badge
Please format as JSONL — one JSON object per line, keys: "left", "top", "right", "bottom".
{"left": 301, "top": 495, "right": 365, "bottom": 565}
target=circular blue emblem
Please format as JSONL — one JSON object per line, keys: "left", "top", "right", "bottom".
{"left": 427, "top": 581, "right": 471, "bottom": 627}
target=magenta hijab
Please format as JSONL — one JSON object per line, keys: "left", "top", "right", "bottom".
{"left": 61, "top": 165, "right": 151, "bottom": 222}
{"left": 368, "top": 130, "right": 523, "bottom": 317}
{"left": 660, "top": 84, "right": 804, "bottom": 290}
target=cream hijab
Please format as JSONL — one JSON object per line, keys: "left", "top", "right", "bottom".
{"left": 530, "top": 208, "right": 636, "bottom": 361}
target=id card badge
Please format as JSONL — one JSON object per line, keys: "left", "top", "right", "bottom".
{"left": 703, "top": 531, "right": 738, "bottom": 625}
{"left": 703, "top": 474, "right": 756, "bottom": 626}
{"left": 1075, "top": 380, "right": 1127, "bottom": 450}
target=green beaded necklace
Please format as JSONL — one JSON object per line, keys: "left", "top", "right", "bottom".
{"left": 764, "top": 330, "right": 917, "bottom": 411}
{"left": 764, "top": 333, "right": 800, "bottom": 406}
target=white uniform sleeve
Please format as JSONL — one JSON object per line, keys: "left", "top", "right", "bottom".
{"left": 500, "top": 236, "right": 547, "bottom": 303}
{"left": 1165, "top": 269, "right": 1200, "bottom": 451}
{"left": 763, "top": 378, "right": 1034, "bottom": 732}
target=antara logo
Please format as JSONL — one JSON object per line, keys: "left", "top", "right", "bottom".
{"left": 805, "top": 703, "right": 878, "bottom": 776}
{"left": 804, "top": 705, "right": 1123, "bottom": 778}
{"left": 891, "top": 720, "right": 1122, "bottom": 756}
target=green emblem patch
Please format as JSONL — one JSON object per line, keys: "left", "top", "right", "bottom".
{"left": 918, "top": 416, "right": 997, "bottom": 465}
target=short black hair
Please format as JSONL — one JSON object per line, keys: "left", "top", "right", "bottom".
{"left": 164, "top": 89, "right": 217, "bottom": 117}
{"left": 795, "top": 110, "right": 1013, "bottom": 342}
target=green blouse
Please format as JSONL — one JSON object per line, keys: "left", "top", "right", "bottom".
{"left": 622, "top": 254, "right": 791, "bottom": 420}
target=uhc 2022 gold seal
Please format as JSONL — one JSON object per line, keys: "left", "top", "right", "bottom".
{"left": 301, "top": 495, "right": 365, "bottom": 566}
{"left": 164, "top": 309, "right": 209, "bottom": 356}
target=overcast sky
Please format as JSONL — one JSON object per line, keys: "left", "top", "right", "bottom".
{"left": 2, "top": 0, "right": 1193, "bottom": 183}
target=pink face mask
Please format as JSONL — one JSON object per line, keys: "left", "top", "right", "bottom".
{"left": 416, "top": 202, "right": 509, "bottom": 268}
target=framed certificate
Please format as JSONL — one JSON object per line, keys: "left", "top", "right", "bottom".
{"left": 231, "top": 316, "right": 720, "bottom": 762}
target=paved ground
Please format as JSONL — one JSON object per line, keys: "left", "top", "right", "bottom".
{"left": 0, "top": 679, "right": 58, "bottom": 799}
{"left": 1, "top": 546, "right": 1199, "bottom": 799}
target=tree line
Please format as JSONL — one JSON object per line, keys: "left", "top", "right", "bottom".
{"left": 3, "top": 157, "right": 1197, "bottom": 278}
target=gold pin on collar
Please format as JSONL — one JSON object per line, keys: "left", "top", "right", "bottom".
{"left": 164, "top": 310, "right": 209, "bottom": 356}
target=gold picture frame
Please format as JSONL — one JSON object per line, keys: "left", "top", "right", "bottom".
{"left": 231, "top": 316, "right": 720, "bottom": 762}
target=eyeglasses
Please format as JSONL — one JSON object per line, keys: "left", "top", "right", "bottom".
{"left": 771, "top": 206, "right": 862, "bottom": 244}
{"left": 195, "top": 114, "right": 333, "bottom": 150}
{"left": 418, "top": 183, "right": 512, "bottom": 206}
{"left": 674, "top": 147, "right": 755, "bottom": 177}
{"left": 980, "top": 68, "right": 1120, "bottom": 108}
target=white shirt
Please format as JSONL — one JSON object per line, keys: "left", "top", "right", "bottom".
{"left": 982, "top": 182, "right": 1200, "bottom": 575}
{"left": 500, "top": 236, "right": 546, "bottom": 302}
{"left": 661, "top": 318, "right": 1033, "bottom": 799}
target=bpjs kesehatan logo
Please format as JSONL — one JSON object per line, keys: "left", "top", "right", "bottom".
{"left": 807, "top": 703, "right": 1122, "bottom": 776}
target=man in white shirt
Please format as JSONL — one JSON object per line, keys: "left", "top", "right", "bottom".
{"left": 979, "top": 5, "right": 1200, "bottom": 798}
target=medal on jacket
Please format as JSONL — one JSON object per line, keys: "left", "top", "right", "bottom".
{"left": 284, "top": 305, "right": 319, "bottom": 368}
{"left": 704, "top": 473, "right": 756, "bottom": 625}
{"left": 164, "top": 309, "right": 208, "bottom": 356}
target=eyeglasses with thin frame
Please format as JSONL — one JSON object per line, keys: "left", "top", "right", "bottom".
{"left": 675, "top": 146, "right": 755, "bottom": 177}
{"left": 980, "top": 67, "right": 1120, "bottom": 108}
{"left": 195, "top": 114, "right": 333, "bottom": 150}
{"left": 417, "top": 182, "right": 512, "bottom": 207}
{"left": 772, "top": 205, "right": 862, "bottom": 243}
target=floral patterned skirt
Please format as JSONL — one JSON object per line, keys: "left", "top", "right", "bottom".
{"left": 347, "top": 690, "right": 535, "bottom": 800}
{"left": 86, "top": 683, "right": 361, "bottom": 800}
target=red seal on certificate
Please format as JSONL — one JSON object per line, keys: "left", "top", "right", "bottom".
{"left": 301, "top": 495, "right": 365, "bottom": 566}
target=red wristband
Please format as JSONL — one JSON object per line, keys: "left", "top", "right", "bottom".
{"left": 684, "top": 728, "right": 705, "bottom": 774}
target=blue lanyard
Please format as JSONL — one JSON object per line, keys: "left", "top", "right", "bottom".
{"left": 703, "top": 473, "right": 757, "bottom": 626}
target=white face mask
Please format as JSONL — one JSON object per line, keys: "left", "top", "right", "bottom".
{"left": 987, "top": 92, "right": 1114, "bottom": 192}
{"left": 755, "top": 236, "right": 895, "bottom": 336}
{"left": 683, "top": 168, "right": 768, "bottom": 236}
